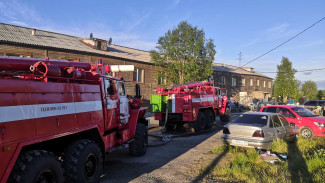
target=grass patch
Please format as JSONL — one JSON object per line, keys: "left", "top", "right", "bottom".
{"left": 200, "top": 137, "right": 325, "bottom": 182}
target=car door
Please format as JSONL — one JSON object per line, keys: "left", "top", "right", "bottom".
{"left": 270, "top": 115, "right": 286, "bottom": 139}
{"left": 278, "top": 115, "right": 292, "bottom": 137}
{"left": 278, "top": 107, "right": 297, "bottom": 125}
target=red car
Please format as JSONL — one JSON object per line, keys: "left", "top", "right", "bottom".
{"left": 260, "top": 105, "right": 325, "bottom": 139}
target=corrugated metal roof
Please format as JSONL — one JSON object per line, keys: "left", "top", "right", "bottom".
{"left": 213, "top": 63, "right": 273, "bottom": 79}
{"left": 0, "top": 23, "right": 151, "bottom": 63}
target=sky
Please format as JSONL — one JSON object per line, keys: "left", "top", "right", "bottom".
{"left": 0, "top": 0, "right": 324, "bottom": 89}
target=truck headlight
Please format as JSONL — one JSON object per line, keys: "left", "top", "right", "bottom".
{"left": 314, "top": 122, "right": 325, "bottom": 127}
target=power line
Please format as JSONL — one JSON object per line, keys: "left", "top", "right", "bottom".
{"left": 242, "top": 16, "right": 325, "bottom": 67}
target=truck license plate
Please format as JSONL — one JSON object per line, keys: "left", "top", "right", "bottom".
{"left": 232, "top": 140, "right": 248, "bottom": 146}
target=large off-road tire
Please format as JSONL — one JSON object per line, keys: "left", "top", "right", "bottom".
{"left": 62, "top": 139, "right": 103, "bottom": 183}
{"left": 220, "top": 107, "right": 231, "bottom": 123}
{"left": 300, "top": 127, "right": 314, "bottom": 139}
{"left": 194, "top": 111, "right": 206, "bottom": 132}
{"left": 204, "top": 110, "right": 214, "bottom": 129}
{"left": 8, "top": 150, "right": 63, "bottom": 183}
{"left": 129, "top": 123, "right": 148, "bottom": 156}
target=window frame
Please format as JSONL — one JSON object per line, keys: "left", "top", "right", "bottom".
{"left": 58, "top": 57, "right": 80, "bottom": 61}
{"left": 232, "top": 77, "right": 236, "bottom": 86}
{"left": 133, "top": 68, "right": 144, "bottom": 83}
{"left": 221, "top": 76, "right": 226, "bottom": 85}
{"left": 257, "top": 79, "right": 260, "bottom": 87}
{"left": 242, "top": 78, "right": 245, "bottom": 86}
{"left": 268, "top": 81, "right": 272, "bottom": 88}
{"left": 158, "top": 71, "right": 165, "bottom": 85}
{"left": 4, "top": 52, "right": 32, "bottom": 58}
{"left": 250, "top": 79, "right": 253, "bottom": 86}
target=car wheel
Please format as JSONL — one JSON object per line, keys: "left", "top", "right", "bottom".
{"left": 300, "top": 127, "right": 314, "bottom": 139}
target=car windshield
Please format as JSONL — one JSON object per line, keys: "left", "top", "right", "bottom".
{"left": 292, "top": 107, "right": 317, "bottom": 117}
{"left": 233, "top": 114, "right": 268, "bottom": 127}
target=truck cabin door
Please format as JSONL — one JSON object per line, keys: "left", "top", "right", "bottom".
{"left": 104, "top": 79, "right": 118, "bottom": 128}
{"left": 117, "top": 81, "right": 129, "bottom": 124}
{"left": 214, "top": 88, "right": 222, "bottom": 108}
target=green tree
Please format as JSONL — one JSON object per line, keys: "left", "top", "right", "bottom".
{"left": 294, "top": 80, "right": 303, "bottom": 102}
{"left": 301, "top": 80, "right": 318, "bottom": 100}
{"left": 273, "top": 57, "right": 297, "bottom": 103}
{"left": 317, "top": 90, "right": 325, "bottom": 99}
{"left": 150, "top": 21, "right": 216, "bottom": 85}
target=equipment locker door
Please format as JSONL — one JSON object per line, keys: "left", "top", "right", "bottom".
{"left": 117, "top": 81, "right": 129, "bottom": 124}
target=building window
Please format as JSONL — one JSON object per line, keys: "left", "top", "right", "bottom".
{"left": 242, "top": 78, "right": 245, "bottom": 86}
{"left": 268, "top": 81, "right": 272, "bottom": 88}
{"left": 263, "top": 80, "right": 266, "bottom": 88}
{"left": 257, "top": 79, "right": 260, "bottom": 86}
{"left": 250, "top": 79, "right": 253, "bottom": 86}
{"left": 232, "top": 77, "right": 236, "bottom": 86}
{"left": 158, "top": 71, "right": 165, "bottom": 85}
{"left": 221, "top": 76, "right": 225, "bottom": 85}
{"left": 133, "top": 68, "right": 143, "bottom": 83}
{"left": 59, "top": 57, "right": 80, "bottom": 61}
{"left": 4, "top": 52, "right": 32, "bottom": 58}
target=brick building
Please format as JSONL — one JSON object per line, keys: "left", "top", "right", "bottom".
{"left": 0, "top": 23, "right": 161, "bottom": 106}
{"left": 213, "top": 63, "right": 273, "bottom": 105}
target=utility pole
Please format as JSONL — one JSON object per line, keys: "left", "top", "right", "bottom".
{"left": 237, "top": 52, "right": 242, "bottom": 67}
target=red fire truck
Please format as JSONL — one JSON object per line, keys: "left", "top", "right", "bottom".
{"left": 0, "top": 57, "right": 149, "bottom": 183}
{"left": 150, "top": 81, "right": 231, "bottom": 131}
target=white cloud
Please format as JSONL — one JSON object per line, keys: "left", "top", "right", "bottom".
{"left": 10, "top": 20, "right": 28, "bottom": 26}
{"left": 0, "top": 0, "right": 41, "bottom": 24}
{"left": 243, "top": 23, "right": 298, "bottom": 47}
{"left": 316, "top": 81, "right": 325, "bottom": 90}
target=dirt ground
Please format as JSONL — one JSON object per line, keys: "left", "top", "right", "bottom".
{"left": 100, "top": 113, "right": 240, "bottom": 183}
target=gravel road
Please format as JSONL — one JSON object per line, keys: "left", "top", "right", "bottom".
{"left": 100, "top": 114, "right": 240, "bottom": 183}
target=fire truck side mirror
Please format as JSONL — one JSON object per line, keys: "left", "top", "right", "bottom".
{"left": 135, "top": 84, "right": 141, "bottom": 99}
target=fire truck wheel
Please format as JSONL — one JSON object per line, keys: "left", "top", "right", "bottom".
{"left": 62, "top": 139, "right": 103, "bottom": 183}
{"left": 129, "top": 123, "right": 148, "bottom": 156}
{"left": 8, "top": 150, "right": 63, "bottom": 183}
{"left": 194, "top": 111, "right": 206, "bottom": 132}
{"left": 204, "top": 110, "right": 214, "bottom": 129}
{"left": 220, "top": 107, "right": 231, "bottom": 123}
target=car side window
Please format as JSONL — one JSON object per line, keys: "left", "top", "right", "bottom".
{"left": 305, "top": 101, "right": 316, "bottom": 105}
{"left": 279, "top": 115, "right": 289, "bottom": 126}
{"left": 278, "top": 108, "right": 295, "bottom": 118}
{"left": 265, "top": 107, "right": 277, "bottom": 113}
{"left": 270, "top": 115, "right": 282, "bottom": 127}
{"left": 318, "top": 101, "right": 325, "bottom": 106}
